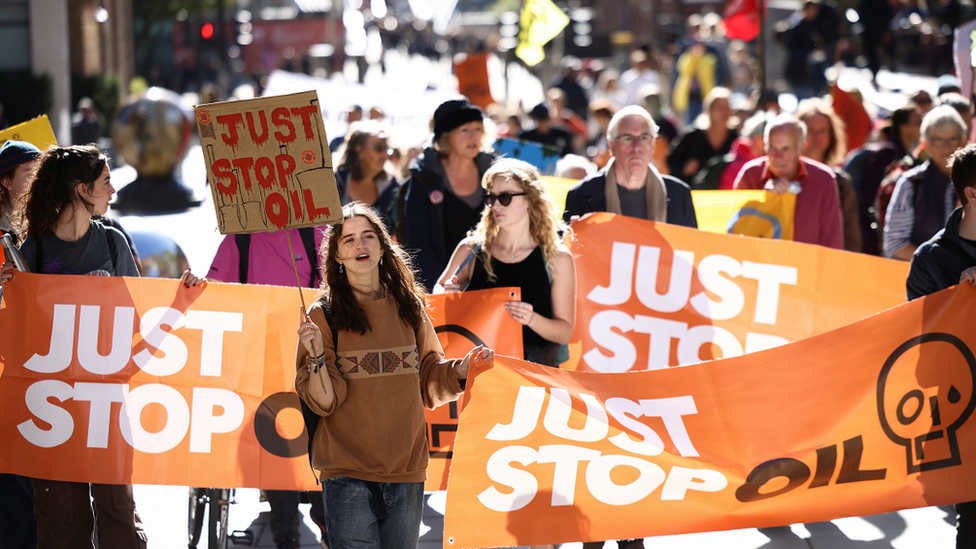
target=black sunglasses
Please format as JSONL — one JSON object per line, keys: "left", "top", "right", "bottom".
{"left": 484, "top": 192, "right": 527, "bottom": 207}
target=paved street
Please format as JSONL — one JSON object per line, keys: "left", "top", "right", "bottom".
{"left": 132, "top": 485, "right": 958, "bottom": 548}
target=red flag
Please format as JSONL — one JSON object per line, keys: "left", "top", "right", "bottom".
{"left": 722, "top": 0, "right": 760, "bottom": 41}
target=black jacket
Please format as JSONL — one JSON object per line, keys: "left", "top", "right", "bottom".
{"left": 562, "top": 167, "right": 699, "bottom": 229}
{"left": 398, "top": 147, "right": 495, "bottom": 290}
{"left": 907, "top": 207, "right": 976, "bottom": 300}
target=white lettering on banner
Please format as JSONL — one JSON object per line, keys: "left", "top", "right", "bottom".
{"left": 25, "top": 305, "right": 243, "bottom": 377}
{"left": 583, "top": 243, "right": 798, "bottom": 372}
{"left": 17, "top": 382, "right": 246, "bottom": 453}
{"left": 487, "top": 386, "right": 700, "bottom": 455}
{"left": 18, "top": 303, "right": 247, "bottom": 453}
{"left": 476, "top": 444, "right": 727, "bottom": 512}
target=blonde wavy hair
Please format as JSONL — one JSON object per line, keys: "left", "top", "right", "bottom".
{"left": 469, "top": 158, "right": 569, "bottom": 282}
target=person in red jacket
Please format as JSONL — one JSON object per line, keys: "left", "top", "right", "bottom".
{"left": 733, "top": 113, "right": 844, "bottom": 249}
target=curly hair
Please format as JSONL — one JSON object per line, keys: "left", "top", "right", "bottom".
{"left": 796, "top": 97, "right": 848, "bottom": 167}
{"left": 469, "top": 158, "right": 569, "bottom": 282}
{"left": 336, "top": 121, "right": 390, "bottom": 181}
{"left": 21, "top": 145, "right": 107, "bottom": 239}
{"left": 317, "top": 202, "right": 427, "bottom": 335}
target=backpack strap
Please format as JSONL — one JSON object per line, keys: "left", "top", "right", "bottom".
{"left": 454, "top": 242, "right": 482, "bottom": 291}
{"left": 299, "top": 304, "right": 339, "bottom": 482}
{"left": 105, "top": 227, "right": 118, "bottom": 273}
{"left": 235, "top": 233, "right": 251, "bottom": 284}
{"left": 298, "top": 227, "right": 319, "bottom": 288}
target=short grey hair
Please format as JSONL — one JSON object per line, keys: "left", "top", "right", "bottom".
{"left": 764, "top": 113, "right": 807, "bottom": 149}
{"left": 607, "top": 105, "right": 659, "bottom": 141}
{"left": 921, "top": 104, "right": 967, "bottom": 141}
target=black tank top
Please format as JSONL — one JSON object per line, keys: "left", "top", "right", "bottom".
{"left": 466, "top": 246, "right": 554, "bottom": 350}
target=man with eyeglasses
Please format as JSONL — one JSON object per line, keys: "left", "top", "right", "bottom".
{"left": 733, "top": 113, "right": 844, "bottom": 249}
{"left": 562, "top": 105, "right": 697, "bottom": 228}
{"left": 883, "top": 105, "right": 969, "bottom": 260}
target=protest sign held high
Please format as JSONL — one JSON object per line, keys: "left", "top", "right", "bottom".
{"left": 195, "top": 91, "right": 342, "bottom": 234}
{"left": 444, "top": 285, "right": 976, "bottom": 548}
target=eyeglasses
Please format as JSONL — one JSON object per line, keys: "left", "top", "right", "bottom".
{"left": 928, "top": 136, "right": 963, "bottom": 148}
{"left": 484, "top": 192, "right": 527, "bottom": 207}
{"left": 613, "top": 133, "right": 653, "bottom": 147}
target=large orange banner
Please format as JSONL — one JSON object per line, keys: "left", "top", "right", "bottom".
{"left": 0, "top": 275, "right": 520, "bottom": 490}
{"left": 565, "top": 213, "right": 909, "bottom": 372}
{"left": 445, "top": 284, "right": 976, "bottom": 547}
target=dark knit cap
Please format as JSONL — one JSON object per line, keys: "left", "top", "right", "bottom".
{"left": 529, "top": 103, "right": 550, "bottom": 121}
{"left": 433, "top": 99, "right": 484, "bottom": 140}
{"left": 0, "top": 140, "right": 42, "bottom": 175}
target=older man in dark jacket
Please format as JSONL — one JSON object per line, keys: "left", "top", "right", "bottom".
{"left": 563, "top": 105, "right": 698, "bottom": 229}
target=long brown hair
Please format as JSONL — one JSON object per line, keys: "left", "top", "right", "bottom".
{"left": 21, "top": 145, "right": 107, "bottom": 239}
{"left": 336, "top": 121, "right": 390, "bottom": 181}
{"left": 470, "top": 158, "right": 568, "bottom": 282}
{"left": 318, "top": 202, "right": 427, "bottom": 334}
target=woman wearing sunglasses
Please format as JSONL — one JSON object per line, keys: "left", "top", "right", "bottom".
{"left": 335, "top": 120, "right": 400, "bottom": 234}
{"left": 434, "top": 158, "right": 576, "bottom": 367}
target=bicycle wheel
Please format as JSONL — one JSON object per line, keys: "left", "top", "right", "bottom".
{"left": 187, "top": 487, "right": 207, "bottom": 549}
{"left": 208, "top": 487, "right": 231, "bottom": 549}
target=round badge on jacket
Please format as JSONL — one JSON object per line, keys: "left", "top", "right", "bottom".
{"left": 430, "top": 190, "right": 444, "bottom": 204}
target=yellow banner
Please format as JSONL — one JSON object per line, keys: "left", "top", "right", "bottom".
{"left": 0, "top": 115, "right": 58, "bottom": 150}
{"left": 516, "top": 0, "right": 570, "bottom": 66}
{"left": 692, "top": 189, "right": 796, "bottom": 240}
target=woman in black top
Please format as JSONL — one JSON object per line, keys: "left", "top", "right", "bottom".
{"left": 434, "top": 158, "right": 576, "bottom": 367}
{"left": 667, "top": 86, "right": 738, "bottom": 185}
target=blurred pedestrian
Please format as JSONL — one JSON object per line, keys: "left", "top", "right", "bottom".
{"left": 668, "top": 87, "right": 737, "bottom": 183}
{"left": 884, "top": 105, "right": 967, "bottom": 259}
{"left": 336, "top": 121, "right": 400, "bottom": 233}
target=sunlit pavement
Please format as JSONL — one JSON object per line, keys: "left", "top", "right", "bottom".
{"left": 132, "top": 484, "right": 957, "bottom": 548}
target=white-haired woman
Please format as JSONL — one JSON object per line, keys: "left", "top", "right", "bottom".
{"left": 883, "top": 105, "right": 968, "bottom": 260}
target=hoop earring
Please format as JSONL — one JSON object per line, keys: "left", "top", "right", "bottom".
{"left": 338, "top": 263, "right": 344, "bottom": 274}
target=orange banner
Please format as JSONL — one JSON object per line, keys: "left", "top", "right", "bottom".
{"left": 0, "top": 275, "right": 520, "bottom": 490}
{"left": 565, "top": 213, "right": 909, "bottom": 372}
{"left": 445, "top": 284, "right": 976, "bottom": 547}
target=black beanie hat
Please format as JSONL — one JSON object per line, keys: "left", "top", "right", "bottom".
{"left": 433, "top": 99, "right": 484, "bottom": 141}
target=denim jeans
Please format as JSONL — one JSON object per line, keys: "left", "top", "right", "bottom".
{"left": 322, "top": 477, "right": 424, "bottom": 549}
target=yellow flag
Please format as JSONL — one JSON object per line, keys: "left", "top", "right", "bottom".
{"left": 515, "top": 0, "right": 569, "bottom": 67}
{"left": 692, "top": 189, "right": 796, "bottom": 240}
{"left": 0, "top": 115, "right": 58, "bottom": 151}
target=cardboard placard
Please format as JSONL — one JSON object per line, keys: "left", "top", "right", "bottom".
{"left": 194, "top": 91, "right": 342, "bottom": 234}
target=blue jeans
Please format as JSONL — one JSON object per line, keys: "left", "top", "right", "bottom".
{"left": 323, "top": 477, "right": 423, "bottom": 549}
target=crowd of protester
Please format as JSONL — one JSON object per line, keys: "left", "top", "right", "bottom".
{"left": 6, "top": 3, "right": 976, "bottom": 548}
